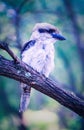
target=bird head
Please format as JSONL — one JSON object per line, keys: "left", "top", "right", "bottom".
{"left": 30, "top": 23, "right": 66, "bottom": 43}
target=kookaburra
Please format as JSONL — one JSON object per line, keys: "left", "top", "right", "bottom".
{"left": 19, "top": 23, "right": 66, "bottom": 112}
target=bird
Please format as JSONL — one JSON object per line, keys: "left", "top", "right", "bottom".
{"left": 19, "top": 23, "right": 66, "bottom": 112}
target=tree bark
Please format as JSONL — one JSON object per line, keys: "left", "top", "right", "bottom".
{"left": 0, "top": 55, "right": 84, "bottom": 118}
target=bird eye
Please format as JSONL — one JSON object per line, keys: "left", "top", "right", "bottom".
{"left": 48, "top": 29, "right": 55, "bottom": 33}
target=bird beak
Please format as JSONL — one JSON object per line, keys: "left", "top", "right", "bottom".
{"left": 52, "top": 33, "right": 66, "bottom": 40}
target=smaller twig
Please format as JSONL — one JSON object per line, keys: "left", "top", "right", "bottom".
{"left": 0, "top": 41, "right": 8, "bottom": 50}
{"left": 0, "top": 41, "right": 20, "bottom": 63}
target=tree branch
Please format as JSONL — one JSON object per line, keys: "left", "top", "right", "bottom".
{"left": 0, "top": 42, "right": 84, "bottom": 118}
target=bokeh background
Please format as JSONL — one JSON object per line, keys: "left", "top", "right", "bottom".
{"left": 0, "top": 0, "right": 84, "bottom": 130}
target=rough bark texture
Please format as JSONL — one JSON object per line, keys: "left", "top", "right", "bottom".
{"left": 0, "top": 55, "right": 84, "bottom": 118}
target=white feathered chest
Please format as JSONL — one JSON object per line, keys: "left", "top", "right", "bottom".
{"left": 21, "top": 40, "right": 55, "bottom": 77}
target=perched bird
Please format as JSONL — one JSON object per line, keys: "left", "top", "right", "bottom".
{"left": 19, "top": 23, "right": 66, "bottom": 112}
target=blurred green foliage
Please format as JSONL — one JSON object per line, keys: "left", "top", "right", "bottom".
{"left": 0, "top": 0, "right": 84, "bottom": 130}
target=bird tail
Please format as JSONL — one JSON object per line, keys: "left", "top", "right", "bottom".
{"left": 19, "top": 83, "right": 31, "bottom": 112}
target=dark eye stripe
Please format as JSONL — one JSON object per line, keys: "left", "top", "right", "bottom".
{"left": 38, "top": 28, "right": 55, "bottom": 34}
{"left": 38, "top": 28, "right": 47, "bottom": 33}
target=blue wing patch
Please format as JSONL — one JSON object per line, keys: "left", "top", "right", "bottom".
{"left": 21, "top": 40, "right": 36, "bottom": 54}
